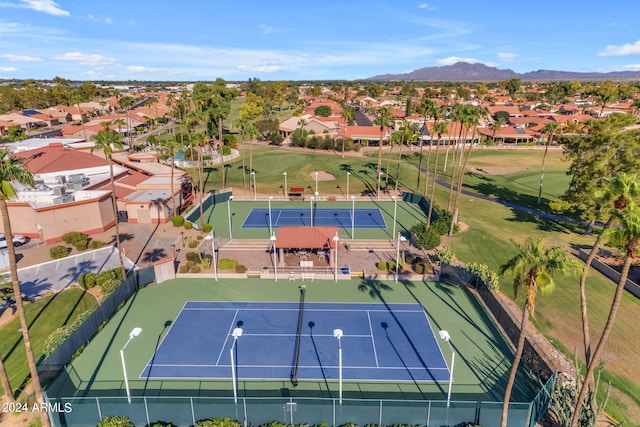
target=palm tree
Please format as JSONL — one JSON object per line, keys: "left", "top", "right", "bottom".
{"left": 570, "top": 201, "right": 640, "bottom": 427}
{"left": 490, "top": 117, "right": 506, "bottom": 144}
{"left": 537, "top": 122, "right": 560, "bottom": 204}
{"left": 159, "top": 138, "right": 182, "bottom": 215}
{"left": 297, "top": 118, "right": 308, "bottom": 139}
{"left": 499, "top": 237, "right": 579, "bottom": 427}
{"left": 0, "top": 149, "right": 50, "bottom": 426}
{"left": 373, "top": 106, "right": 393, "bottom": 197}
{"left": 340, "top": 105, "right": 355, "bottom": 158}
{"left": 91, "top": 125, "right": 126, "bottom": 279}
{"left": 415, "top": 98, "right": 437, "bottom": 192}
{"left": 426, "top": 121, "right": 448, "bottom": 230}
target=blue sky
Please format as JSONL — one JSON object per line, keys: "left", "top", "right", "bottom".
{"left": 1, "top": 0, "right": 639, "bottom": 81}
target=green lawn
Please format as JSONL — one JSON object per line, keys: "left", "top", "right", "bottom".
{"left": 0, "top": 288, "right": 96, "bottom": 396}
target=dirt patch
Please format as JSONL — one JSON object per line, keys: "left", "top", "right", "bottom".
{"left": 474, "top": 166, "right": 528, "bottom": 175}
{"left": 310, "top": 171, "right": 335, "bottom": 181}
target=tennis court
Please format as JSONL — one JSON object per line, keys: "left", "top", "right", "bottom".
{"left": 241, "top": 208, "right": 387, "bottom": 229}
{"left": 140, "top": 301, "right": 448, "bottom": 382}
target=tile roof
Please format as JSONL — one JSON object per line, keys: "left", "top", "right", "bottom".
{"left": 12, "top": 143, "right": 108, "bottom": 174}
{"left": 275, "top": 226, "right": 340, "bottom": 249}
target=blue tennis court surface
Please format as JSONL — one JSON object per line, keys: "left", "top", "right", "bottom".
{"left": 241, "top": 208, "right": 387, "bottom": 229}
{"left": 140, "top": 302, "right": 449, "bottom": 382}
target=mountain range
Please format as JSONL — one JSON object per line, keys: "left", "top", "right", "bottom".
{"left": 365, "top": 62, "right": 640, "bottom": 81}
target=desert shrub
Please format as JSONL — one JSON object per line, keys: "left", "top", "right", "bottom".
{"left": 414, "top": 256, "right": 423, "bottom": 264}
{"left": 197, "top": 234, "right": 203, "bottom": 240}
{"left": 410, "top": 224, "right": 441, "bottom": 250}
{"left": 186, "top": 261, "right": 195, "bottom": 269}
{"left": 73, "top": 239, "right": 88, "bottom": 251}
{"left": 148, "top": 422, "right": 178, "bottom": 427}
{"left": 414, "top": 263, "right": 425, "bottom": 274}
{"left": 78, "top": 272, "right": 97, "bottom": 289}
{"left": 60, "top": 231, "right": 85, "bottom": 245}
{"left": 218, "top": 258, "right": 238, "bottom": 270}
{"left": 203, "top": 223, "right": 213, "bottom": 233}
{"left": 188, "top": 240, "right": 198, "bottom": 248}
{"left": 465, "top": 262, "right": 500, "bottom": 291}
{"left": 185, "top": 251, "right": 199, "bottom": 262}
{"left": 189, "top": 265, "right": 201, "bottom": 273}
{"left": 434, "top": 246, "right": 456, "bottom": 265}
{"left": 50, "top": 245, "right": 69, "bottom": 259}
{"left": 88, "top": 240, "right": 106, "bottom": 249}
{"left": 97, "top": 416, "right": 135, "bottom": 427}
{"left": 179, "top": 265, "right": 189, "bottom": 273}
{"left": 430, "top": 210, "right": 458, "bottom": 235}
{"left": 405, "top": 254, "right": 414, "bottom": 264}
{"left": 172, "top": 215, "right": 185, "bottom": 227}
{"left": 235, "top": 265, "right": 248, "bottom": 273}
{"left": 184, "top": 222, "right": 193, "bottom": 230}
{"left": 387, "top": 261, "right": 396, "bottom": 271}
{"left": 194, "top": 418, "right": 240, "bottom": 427}
{"left": 376, "top": 261, "right": 387, "bottom": 270}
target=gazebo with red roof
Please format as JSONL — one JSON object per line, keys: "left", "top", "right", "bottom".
{"left": 274, "top": 226, "right": 340, "bottom": 267}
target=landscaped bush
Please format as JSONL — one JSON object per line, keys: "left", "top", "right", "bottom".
{"left": 414, "top": 263, "right": 425, "bottom": 274}
{"left": 183, "top": 221, "right": 193, "bottom": 230}
{"left": 194, "top": 418, "right": 240, "bottom": 427}
{"left": 203, "top": 223, "right": 213, "bottom": 233}
{"left": 97, "top": 415, "right": 135, "bottom": 427}
{"left": 88, "top": 240, "right": 106, "bottom": 249}
{"left": 218, "top": 258, "right": 238, "bottom": 270}
{"left": 185, "top": 252, "right": 199, "bottom": 262}
{"left": 376, "top": 261, "right": 388, "bottom": 270}
{"left": 188, "top": 240, "right": 198, "bottom": 248}
{"left": 189, "top": 265, "right": 201, "bottom": 273}
{"left": 77, "top": 272, "right": 97, "bottom": 289}
{"left": 186, "top": 261, "right": 195, "bottom": 269}
{"left": 179, "top": 265, "right": 189, "bottom": 274}
{"left": 235, "top": 265, "right": 248, "bottom": 273}
{"left": 434, "top": 246, "right": 455, "bottom": 265}
{"left": 410, "top": 224, "right": 441, "bottom": 250}
{"left": 172, "top": 215, "right": 185, "bottom": 227}
{"left": 50, "top": 245, "right": 69, "bottom": 259}
{"left": 387, "top": 261, "right": 396, "bottom": 271}
{"left": 197, "top": 234, "right": 203, "bottom": 240}
{"left": 405, "top": 254, "right": 414, "bottom": 264}
{"left": 60, "top": 231, "right": 85, "bottom": 245}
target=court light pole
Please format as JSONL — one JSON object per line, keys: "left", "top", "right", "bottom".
{"left": 392, "top": 195, "right": 398, "bottom": 238}
{"left": 333, "top": 328, "right": 344, "bottom": 405}
{"left": 270, "top": 233, "right": 278, "bottom": 282}
{"left": 315, "top": 171, "right": 319, "bottom": 195}
{"left": 204, "top": 232, "right": 218, "bottom": 281}
{"left": 333, "top": 233, "right": 340, "bottom": 282}
{"left": 283, "top": 171, "right": 288, "bottom": 201}
{"left": 310, "top": 195, "right": 315, "bottom": 226}
{"left": 350, "top": 196, "right": 356, "bottom": 239}
{"left": 120, "top": 327, "right": 142, "bottom": 404}
{"left": 230, "top": 327, "right": 243, "bottom": 404}
{"left": 268, "top": 195, "right": 273, "bottom": 235}
{"left": 227, "top": 195, "right": 234, "bottom": 239}
{"left": 346, "top": 172, "right": 350, "bottom": 200}
{"left": 439, "top": 330, "right": 455, "bottom": 408}
{"left": 395, "top": 233, "right": 407, "bottom": 284}
{"left": 251, "top": 171, "right": 256, "bottom": 201}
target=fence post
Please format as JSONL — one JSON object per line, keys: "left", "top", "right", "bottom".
{"left": 144, "top": 397, "right": 150, "bottom": 426}
{"left": 190, "top": 397, "right": 195, "bottom": 426}
{"left": 96, "top": 397, "right": 102, "bottom": 422}
{"left": 379, "top": 400, "right": 383, "bottom": 427}
{"left": 332, "top": 398, "right": 336, "bottom": 427}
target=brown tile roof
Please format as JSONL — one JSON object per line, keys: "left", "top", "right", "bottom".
{"left": 275, "top": 226, "right": 340, "bottom": 249}
{"left": 12, "top": 143, "right": 109, "bottom": 174}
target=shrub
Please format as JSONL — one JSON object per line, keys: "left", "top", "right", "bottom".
{"left": 88, "top": 240, "right": 106, "bottom": 249}
{"left": 78, "top": 272, "right": 97, "bottom": 289}
{"left": 60, "top": 231, "right": 85, "bottom": 245}
{"left": 218, "top": 258, "right": 238, "bottom": 270}
{"left": 434, "top": 246, "right": 456, "bottom": 265}
{"left": 465, "top": 262, "right": 500, "bottom": 291}
{"left": 197, "top": 234, "right": 203, "bottom": 240}
{"left": 405, "top": 254, "right": 414, "bottom": 264}
{"left": 414, "top": 256, "right": 423, "bottom": 264}
{"left": 179, "top": 265, "right": 189, "bottom": 273}
{"left": 376, "top": 261, "right": 387, "bottom": 270}
{"left": 185, "top": 251, "right": 199, "bottom": 262}
{"left": 189, "top": 265, "right": 201, "bottom": 273}
{"left": 235, "top": 265, "right": 248, "bottom": 273}
{"left": 194, "top": 418, "right": 240, "bottom": 427}
{"left": 74, "top": 240, "right": 88, "bottom": 251}
{"left": 97, "top": 416, "right": 135, "bottom": 427}
{"left": 203, "top": 223, "right": 213, "bottom": 233}
{"left": 188, "top": 240, "right": 198, "bottom": 248}
{"left": 410, "top": 223, "right": 441, "bottom": 250}
{"left": 387, "top": 261, "right": 396, "bottom": 271}
{"left": 172, "top": 216, "right": 185, "bottom": 227}
{"left": 184, "top": 222, "right": 193, "bottom": 230}
{"left": 414, "top": 263, "right": 425, "bottom": 274}
{"left": 50, "top": 245, "right": 69, "bottom": 259}
{"left": 186, "top": 261, "right": 195, "bottom": 269}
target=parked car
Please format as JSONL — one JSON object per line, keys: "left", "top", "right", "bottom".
{"left": 0, "top": 234, "right": 28, "bottom": 249}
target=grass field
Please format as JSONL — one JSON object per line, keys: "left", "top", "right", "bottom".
{"left": 47, "top": 278, "right": 539, "bottom": 404}
{"left": 0, "top": 288, "right": 96, "bottom": 396}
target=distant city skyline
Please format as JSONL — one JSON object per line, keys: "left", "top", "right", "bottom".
{"left": 1, "top": 0, "right": 639, "bottom": 81}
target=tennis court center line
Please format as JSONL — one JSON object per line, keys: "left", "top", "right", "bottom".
{"left": 215, "top": 309, "right": 240, "bottom": 366}
{"left": 275, "top": 209, "right": 283, "bottom": 228}
{"left": 367, "top": 310, "right": 380, "bottom": 368}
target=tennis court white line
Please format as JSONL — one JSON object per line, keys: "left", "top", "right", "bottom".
{"left": 184, "top": 307, "right": 424, "bottom": 313}
{"left": 236, "top": 333, "right": 372, "bottom": 338}
{"left": 146, "top": 362, "right": 450, "bottom": 370}
{"left": 367, "top": 310, "right": 380, "bottom": 367}
{"left": 274, "top": 210, "right": 283, "bottom": 227}
{"left": 215, "top": 309, "right": 239, "bottom": 366}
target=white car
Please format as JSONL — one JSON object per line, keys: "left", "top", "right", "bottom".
{"left": 0, "top": 234, "right": 28, "bottom": 249}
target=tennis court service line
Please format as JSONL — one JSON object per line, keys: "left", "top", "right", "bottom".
{"left": 367, "top": 310, "right": 380, "bottom": 368}
{"left": 215, "top": 309, "right": 240, "bottom": 366}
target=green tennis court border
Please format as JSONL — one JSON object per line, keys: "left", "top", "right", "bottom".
{"left": 195, "top": 199, "right": 427, "bottom": 239}
{"left": 46, "top": 277, "right": 539, "bottom": 403}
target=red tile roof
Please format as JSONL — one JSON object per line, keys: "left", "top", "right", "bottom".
{"left": 275, "top": 226, "right": 340, "bottom": 249}
{"left": 12, "top": 143, "right": 108, "bottom": 174}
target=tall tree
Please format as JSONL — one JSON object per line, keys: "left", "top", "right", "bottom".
{"left": 339, "top": 105, "right": 355, "bottom": 158}
{"left": 238, "top": 93, "right": 265, "bottom": 177}
{"left": 499, "top": 238, "right": 579, "bottom": 427}
{"left": 159, "top": 138, "right": 182, "bottom": 215}
{"left": 537, "top": 122, "right": 560, "bottom": 204}
{"left": 0, "top": 149, "right": 50, "bottom": 426}
{"left": 118, "top": 96, "right": 135, "bottom": 145}
{"left": 415, "top": 98, "right": 437, "bottom": 192}
{"left": 570, "top": 201, "right": 640, "bottom": 427}
{"left": 91, "top": 124, "right": 126, "bottom": 279}
{"left": 426, "top": 121, "right": 448, "bottom": 230}
{"left": 373, "top": 106, "right": 393, "bottom": 197}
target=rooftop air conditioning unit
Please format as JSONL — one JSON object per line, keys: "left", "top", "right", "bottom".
{"left": 53, "top": 194, "right": 74, "bottom": 205}
{"left": 53, "top": 186, "right": 65, "bottom": 196}
{"left": 55, "top": 175, "right": 66, "bottom": 184}
{"left": 65, "top": 183, "right": 83, "bottom": 191}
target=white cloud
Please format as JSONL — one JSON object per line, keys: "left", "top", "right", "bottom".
{"left": 498, "top": 52, "right": 519, "bottom": 61}
{"left": 418, "top": 3, "right": 435, "bottom": 9}
{"left": 86, "top": 14, "right": 113, "bottom": 24}
{"left": 0, "top": 66, "right": 17, "bottom": 72}
{"left": 599, "top": 40, "right": 640, "bottom": 56}
{"left": 0, "top": 0, "right": 70, "bottom": 16}
{"left": 1, "top": 53, "right": 42, "bottom": 62}
{"left": 622, "top": 64, "right": 640, "bottom": 71}
{"left": 53, "top": 52, "right": 118, "bottom": 66}
{"left": 238, "top": 64, "right": 287, "bottom": 73}
{"left": 437, "top": 56, "right": 481, "bottom": 65}
{"left": 126, "top": 65, "right": 185, "bottom": 75}
{"left": 258, "top": 24, "right": 278, "bottom": 35}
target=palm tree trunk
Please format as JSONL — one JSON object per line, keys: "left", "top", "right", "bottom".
{"left": 450, "top": 128, "right": 475, "bottom": 236}
{"left": 395, "top": 143, "right": 402, "bottom": 192}
{"left": 377, "top": 127, "right": 384, "bottom": 196}
{"left": 501, "top": 301, "right": 529, "bottom": 427}
{"left": 0, "top": 198, "right": 49, "bottom": 426}
{"left": 108, "top": 160, "right": 126, "bottom": 279}
{"left": 170, "top": 152, "right": 176, "bottom": 215}
{"left": 570, "top": 243, "right": 636, "bottom": 427}
{"left": 424, "top": 139, "right": 433, "bottom": 196}
{"left": 219, "top": 117, "right": 225, "bottom": 188}
{"left": 416, "top": 139, "right": 424, "bottom": 193}
{"left": 537, "top": 134, "right": 553, "bottom": 204}
{"left": 426, "top": 137, "right": 441, "bottom": 230}
{"left": 198, "top": 142, "right": 204, "bottom": 231}
{"left": 0, "top": 355, "right": 13, "bottom": 403}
